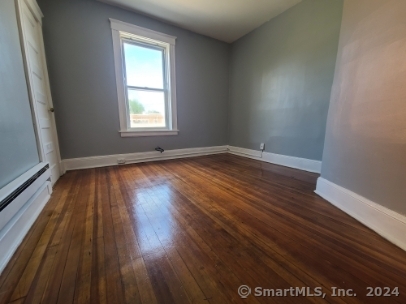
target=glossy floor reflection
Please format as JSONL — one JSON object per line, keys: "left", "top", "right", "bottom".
{"left": 1, "top": 154, "right": 406, "bottom": 304}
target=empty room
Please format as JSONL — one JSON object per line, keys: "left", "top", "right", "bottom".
{"left": 1, "top": 0, "right": 406, "bottom": 303}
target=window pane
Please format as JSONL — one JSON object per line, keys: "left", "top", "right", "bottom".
{"left": 123, "top": 42, "right": 164, "bottom": 89}
{"left": 128, "top": 90, "right": 166, "bottom": 128}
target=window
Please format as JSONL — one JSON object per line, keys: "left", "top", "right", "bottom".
{"left": 110, "top": 19, "right": 178, "bottom": 137}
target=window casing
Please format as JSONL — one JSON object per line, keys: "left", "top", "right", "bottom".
{"left": 110, "top": 19, "right": 178, "bottom": 137}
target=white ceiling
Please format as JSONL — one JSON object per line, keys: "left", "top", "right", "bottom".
{"left": 99, "top": 0, "right": 302, "bottom": 43}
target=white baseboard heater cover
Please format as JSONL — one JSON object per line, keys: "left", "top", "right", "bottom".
{"left": 0, "top": 162, "right": 51, "bottom": 239}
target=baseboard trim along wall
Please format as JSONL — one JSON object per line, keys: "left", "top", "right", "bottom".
{"left": 227, "top": 146, "right": 322, "bottom": 173}
{"left": 315, "top": 177, "right": 406, "bottom": 252}
{"left": 62, "top": 146, "right": 229, "bottom": 172}
{"left": 61, "top": 145, "right": 322, "bottom": 173}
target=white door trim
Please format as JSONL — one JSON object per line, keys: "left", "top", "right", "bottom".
{"left": 15, "top": 0, "right": 62, "bottom": 183}
{"left": 22, "top": 0, "right": 43, "bottom": 22}
{"left": 36, "top": 11, "right": 63, "bottom": 178}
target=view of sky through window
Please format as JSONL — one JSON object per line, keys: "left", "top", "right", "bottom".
{"left": 124, "top": 42, "right": 164, "bottom": 88}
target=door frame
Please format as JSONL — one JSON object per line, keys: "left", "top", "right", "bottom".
{"left": 15, "top": 0, "right": 63, "bottom": 180}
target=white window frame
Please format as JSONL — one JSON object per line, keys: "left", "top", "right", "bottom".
{"left": 110, "top": 19, "right": 178, "bottom": 137}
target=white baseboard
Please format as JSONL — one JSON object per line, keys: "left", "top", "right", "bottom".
{"left": 62, "top": 146, "right": 228, "bottom": 171}
{"left": 227, "top": 145, "right": 322, "bottom": 173}
{"left": 62, "top": 145, "right": 321, "bottom": 173}
{"left": 227, "top": 146, "right": 262, "bottom": 159}
{"left": 315, "top": 177, "right": 406, "bottom": 251}
{"left": 0, "top": 182, "right": 51, "bottom": 274}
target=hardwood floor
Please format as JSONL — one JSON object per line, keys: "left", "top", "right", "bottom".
{"left": 0, "top": 154, "right": 405, "bottom": 303}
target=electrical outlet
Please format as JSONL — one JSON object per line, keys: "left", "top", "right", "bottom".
{"left": 117, "top": 158, "right": 126, "bottom": 165}
{"left": 260, "top": 143, "right": 265, "bottom": 150}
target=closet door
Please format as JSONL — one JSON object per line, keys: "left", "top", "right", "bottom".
{"left": 16, "top": 0, "right": 61, "bottom": 185}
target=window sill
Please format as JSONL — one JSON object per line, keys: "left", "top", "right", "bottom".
{"left": 120, "top": 129, "right": 179, "bottom": 137}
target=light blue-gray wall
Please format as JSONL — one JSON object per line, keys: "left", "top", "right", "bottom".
{"left": 0, "top": 0, "right": 40, "bottom": 189}
{"left": 228, "top": 0, "right": 343, "bottom": 160}
{"left": 320, "top": 0, "right": 406, "bottom": 215}
{"left": 37, "top": 0, "right": 230, "bottom": 159}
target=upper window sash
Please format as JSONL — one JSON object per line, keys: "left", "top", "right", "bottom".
{"left": 121, "top": 39, "right": 167, "bottom": 91}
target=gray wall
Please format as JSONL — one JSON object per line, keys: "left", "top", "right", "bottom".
{"left": 0, "top": 0, "right": 40, "bottom": 189}
{"left": 228, "top": 0, "right": 343, "bottom": 160}
{"left": 320, "top": 0, "right": 406, "bottom": 215}
{"left": 37, "top": 0, "right": 230, "bottom": 159}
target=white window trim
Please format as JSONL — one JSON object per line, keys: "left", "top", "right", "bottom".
{"left": 110, "top": 19, "right": 178, "bottom": 137}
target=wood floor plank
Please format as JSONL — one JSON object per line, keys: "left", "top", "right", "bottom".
{"left": 23, "top": 172, "right": 79, "bottom": 304}
{"left": 99, "top": 168, "right": 125, "bottom": 304}
{"left": 1, "top": 154, "right": 406, "bottom": 304}
{"left": 74, "top": 169, "right": 96, "bottom": 304}
{"left": 173, "top": 167, "right": 372, "bottom": 301}
{"left": 139, "top": 164, "right": 276, "bottom": 304}
{"left": 190, "top": 156, "right": 396, "bottom": 247}
{"left": 23, "top": 244, "right": 58, "bottom": 304}
{"left": 179, "top": 159, "right": 406, "bottom": 280}
{"left": 56, "top": 170, "right": 93, "bottom": 304}
{"left": 153, "top": 162, "right": 361, "bottom": 304}
{"left": 0, "top": 173, "right": 75, "bottom": 303}
{"left": 8, "top": 172, "right": 78, "bottom": 303}
{"left": 117, "top": 167, "right": 193, "bottom": 304}
{"left": 90, "top": 168, "right": 107, "bottom": 304}
{"left": 40, "top": 171, "right": 86, "bottom": 303}
{"left": 143, "top": 165, "right": 313, "bottom": 304}
{"left": 107, "top": 167, "right": 142, "bottom": 304}
{"left": 118, "top": 164, "right": 228, "bottom": 304}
